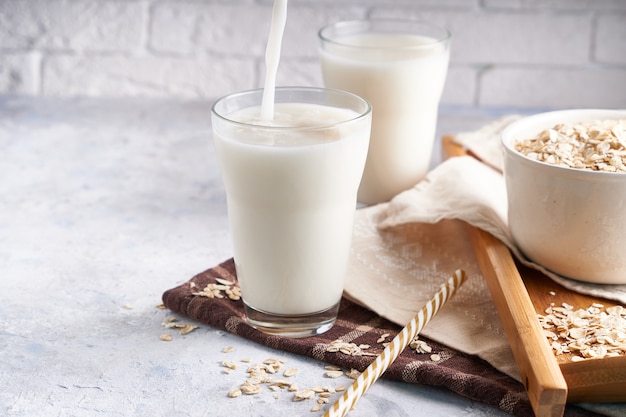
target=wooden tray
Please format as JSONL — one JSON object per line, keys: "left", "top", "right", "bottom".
{"left": 443, "top": 136, "right": 626, "bottom": 417}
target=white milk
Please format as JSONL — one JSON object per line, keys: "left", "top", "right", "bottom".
{"left": 213, "top": 102, "right": 369, "bottom": 315}
{"left": 320, "top": 32, "right": 450, "bottom": 204}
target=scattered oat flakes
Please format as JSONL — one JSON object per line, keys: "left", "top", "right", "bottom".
{"left": 159, "top": 334, "right": 172, "bottom": 342}
{"left": 222, "top": 345, "right": 235, "bottom": 353}
{"left": 409, "top": 336, "right": 433, "bottom": 354}
{"left": 193, "top": 279, "right": 242, "bottom": 301}
{"left": 161, "top": 317, "right": 199, "bottom": 336}
{"left": 430, "top": 354, "right": 441, "bottom": 362}
{"left": 222, "top": 360, "right": 238, "bottom": 370}
{"left": 163, "top": 317, "right": 198, "bottom": 334}
{"left": 225, "top": 286, "right": 242, "bottom": 301}
{"left": 272, "top": 380, "right": 292, "bottom": 389}
{"left": 216, "top": 277, "right": 236, "bottom": 286}
{"left": 345, "top": 368, "right": 361, "bottom": 379}
{"left": 325, "top": 339, "right": 377, "bottom": 356}
{"left": 228, "top": 388, "right": 242, "bottom": 398}
{"left": 324, "top": 370, "right": 344, "bottom": 379}
{"left": 294, "top": 389, "right": 316, "bottom": 401}
{"left": 538, "top": 302, "right": 626, "bottom": 360}
{"left": 241, "top": 382, "right": 262, "bottom": 395}
{"left": 156, "top": 303, "right": 166, "bottom": 309}
{"left": 223, "top": 355, "right": 348, "bottom": 414}
{"left": 262, "top": 358, "right": 283, "bottom": 374}
{"left": 179, "top": 324, "right": 198, "bottom": 335}
{"left": 514, "top": 119, "right": 626, "bottom": 172}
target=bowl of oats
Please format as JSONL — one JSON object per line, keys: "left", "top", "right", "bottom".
{"left": 502, "top": 109, "right": 626, "bottom": 284}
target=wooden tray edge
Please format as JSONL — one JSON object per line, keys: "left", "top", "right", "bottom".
{"left": 443, "top": 136, "right": 568, "bottom": 417}
{"left": 561, "top": 355, "right": 626, "bottom": 402}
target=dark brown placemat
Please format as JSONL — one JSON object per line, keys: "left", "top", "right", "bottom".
{"left": 162, "top": 258, "right": 603, "bottom": 417}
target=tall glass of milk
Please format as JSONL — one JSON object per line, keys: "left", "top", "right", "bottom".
{"left": 319, "top": 19, "right": 450, "bottom": 204}
{"left": 211, "top": 87, "right": 371, "bottom": 337}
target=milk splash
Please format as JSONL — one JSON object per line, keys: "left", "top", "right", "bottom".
{"left": 260, "top": 0, "right": 288, "bottom": 121}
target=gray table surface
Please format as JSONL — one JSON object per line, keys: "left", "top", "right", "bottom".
{"left": 0, "top": 95, "right": 522, "bottom": 417}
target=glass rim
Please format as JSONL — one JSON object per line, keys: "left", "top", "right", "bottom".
{"left": 211, "top": 86, "right": 372, "bottom": 132}
{"left": 318, "top": 18, "right": 451, "bottom": 50}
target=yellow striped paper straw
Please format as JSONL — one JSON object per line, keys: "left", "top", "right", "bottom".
{"left": 323, "top": 269, "right": 467, "bottom": 417}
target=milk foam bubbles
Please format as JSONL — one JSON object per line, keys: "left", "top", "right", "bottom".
{"left": 227, "top": 103, "right": 357, "bottom": 145}
{"left": 320, "top": 23, "right": 450, "bottom": 204}
{"left": 212, "top": 98, "right": 370, "bottom": 315}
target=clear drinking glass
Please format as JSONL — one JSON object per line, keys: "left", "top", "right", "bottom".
{"left": 211, "top": 87, "right": 371, "bottom": 337}
{"left": 319, "top": 19, "right": 451, "bottom": 204}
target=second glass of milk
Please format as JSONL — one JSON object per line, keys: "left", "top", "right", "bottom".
{"left": 319, "top": 19, "right": 450, "bottom": 205}
{"left": 211, "top": 87, "right": 371, "bottom": 338}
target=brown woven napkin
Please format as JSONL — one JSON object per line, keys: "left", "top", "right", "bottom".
{"left": 162, "top": 258, "right": 600, "bottom": 417}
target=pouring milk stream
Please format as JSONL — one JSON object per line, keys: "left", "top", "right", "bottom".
{"left": 260, "top": 0, "right": 288, "bottom": 120}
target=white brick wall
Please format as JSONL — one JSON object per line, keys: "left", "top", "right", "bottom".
{"left": 0, "top": 0, "right": 625, "bottom": 110}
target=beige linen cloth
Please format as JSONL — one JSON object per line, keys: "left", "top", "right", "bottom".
{"left": 343, "top": 116, "right": 626, "bottom": 383}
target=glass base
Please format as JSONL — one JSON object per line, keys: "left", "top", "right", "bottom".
{"left": 244, "top": 301, "right": 339, "bottom": 338}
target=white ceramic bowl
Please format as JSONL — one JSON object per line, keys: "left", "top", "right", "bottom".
{"left": 502, "top": 109, "right": 626, "bottom": 284}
